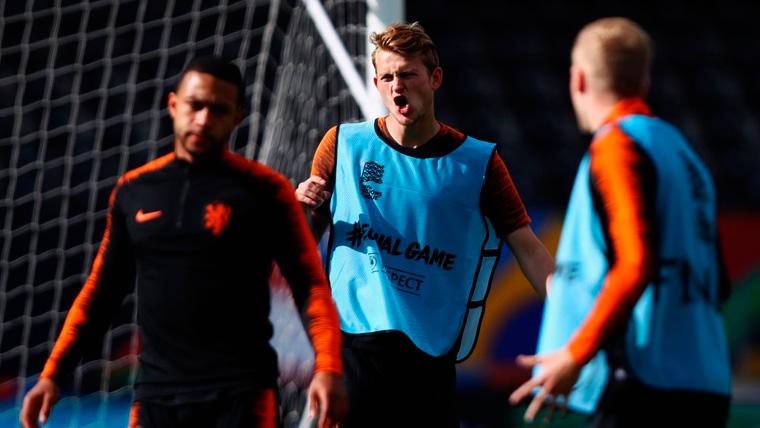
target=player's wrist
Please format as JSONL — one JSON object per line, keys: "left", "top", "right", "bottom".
{"left": 566, "top": 339, "right": 595, "bottom": 366}
{"left": 313, "top": 366, "right": 343, "bottom": 378}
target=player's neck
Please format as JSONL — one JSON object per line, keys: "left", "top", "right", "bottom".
{"left": 385, "top": 116, "right": 440, "bottom": 149}
{"left": 587, "top": 92, "right": 622, "bottom": 132}
{"left": 174, "top": 141, "right": 227, "bottom": 164}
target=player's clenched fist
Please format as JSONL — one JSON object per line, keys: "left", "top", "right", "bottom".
{"left": 296, "top": 175, "right": 331, "bottom": 207}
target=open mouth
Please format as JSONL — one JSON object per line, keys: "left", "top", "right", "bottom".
{"left": 189, "top": 132, "right": 208, "bottom": 141}
{"left": 393, "top": 95, "right": 409, "bottom": 113}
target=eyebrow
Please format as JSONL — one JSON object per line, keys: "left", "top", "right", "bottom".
{"left": 184, "top": 96, "right": 232, "bottom": 106}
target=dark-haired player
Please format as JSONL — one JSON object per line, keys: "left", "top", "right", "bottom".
{"left": 21, "top": 56, "right": 347, "bottom": 428}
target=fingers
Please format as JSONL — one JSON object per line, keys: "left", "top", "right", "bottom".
{"left": 40, "top": 392, "right": 55, "bottom": 424}
{"left": 308, "top": 176, "right": 326, "bottom": 186}
{"left": 515, "top": 354, "right": 541, "bottom": 368}
{"left": 509, "top": 351, "right": 574, "bottom": 423}
{"left": 509, "top": 375, "right": 540, "bottom": 405}
{"left": 20, "top": 379, "right": 59, "bottom": 428}
{"left": 306, "top": 372, "right": 347, "bottom": 428}
{"left": 519, "top": 390, "right": 569, "bottom": 423}
{"left": 524, "top": 388, "right": 550, "bottom": 422}
{"left": 318, "top": 403, "right": 329, "bottom": 428}
{"left": 20, "top": 394, "right": 41, "bottom": 428}
{"left": 296, "top": 176, "right": 329, "bottom": 207}
{"left": 320, "top": 190, "right": 332, "bottom": 206}
{"left": 295, "top": 186, "right": 321, "bottom": 206}
{"left": 308, "top": 388, "right": 319, "bottom": 420}
{"left": 315, "top": 391, "right": 328, "bottom": 428}
{"left": 308, "top": 386, "right": 335, "bottom": 428}
{"left": 313, "top": 391, "right": 336, "bottom": 428}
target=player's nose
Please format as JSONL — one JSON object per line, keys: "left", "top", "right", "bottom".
{"left": 195, "top": 107, "right": 211, "bottom": 126}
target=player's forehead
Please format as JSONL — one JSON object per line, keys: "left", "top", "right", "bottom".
{"left": 175, "top": 71, "right": 239, "bottom": 104}
{"left": 375, "top": 49, "right": 427, "bottom": 73}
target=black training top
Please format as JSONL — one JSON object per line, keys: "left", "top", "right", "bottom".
{"left": 41, "top": 151, "right": 341, "bottom": 402}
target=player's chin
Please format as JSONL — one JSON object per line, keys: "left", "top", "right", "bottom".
{"left": 184, "top": 138, "right": 222, "bottom": 155}
{"left": 392, "top": 112, "right": 415, "bottom": 126}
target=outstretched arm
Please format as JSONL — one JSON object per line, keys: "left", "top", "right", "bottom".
{"left": 505, "top": 226, "right": 554, "bottom": 297}
{"left": 509, "top": 126, "right": 657, "bottom": 422}
{"left": 484, "top": 153, "right": 554, "bottom": 297}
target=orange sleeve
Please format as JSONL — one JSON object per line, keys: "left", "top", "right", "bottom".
{"left": 567, "top": 126, "right": 657, "bottom": 365}
{"left": 271, "top": 173, "right": 342, "bottom": 375}
{"left": 310, "top": 126, "right": 338, "bottom": 193}
{"left": 41, "top": 181, "right": 135, "bottom": 381}
{"left": 482, "top": 153, "right": 531, "bottom": 239}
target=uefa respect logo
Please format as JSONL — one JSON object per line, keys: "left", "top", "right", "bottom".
{"left": 359, "top": 161, "right": 384, "bottom": 200}
{"left": 368, "top": 252, "right": 426, "bottom": 296}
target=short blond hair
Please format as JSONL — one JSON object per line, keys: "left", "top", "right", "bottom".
{"left": 573, "top": 17, "right": 653, "bottom": 97}
{"left": 370, "top": 21, "right": 439, "bottom": 73}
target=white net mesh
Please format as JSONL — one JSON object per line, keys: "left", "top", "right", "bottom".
{"left": 0, "top": 0, "right": 366, "bottom": 425}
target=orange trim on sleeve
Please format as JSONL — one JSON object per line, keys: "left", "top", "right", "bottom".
{"left": 41, "top": 154, "right": 174, "bottom": 381}
{"left": 226, "top": 151, "right": 343, "bottom": 375}
{"left": 567, "top": 125, "right": 655, "bottom": 365}
{"left": 278, "top": 175, "right": 342, "bottom": 374}
{"left": 128, "top": 401, "right": 141, "bottom": 428}
{"left": 306, "top": 282, "right": 343, "bottom": 375}
{"left": 251, "top": 388, "right": 278, "bottom": 428}
{"left": 281, "top": 170, "right": 342, "bottom": 374}
{"left": 41, "top": 203, "right": 116, "bottom": 380}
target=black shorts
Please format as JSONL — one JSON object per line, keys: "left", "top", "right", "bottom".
{"left": 589, "top": 368, "right": 730, "bottom": 428}
{"left": 130, "top": 388, "right": 278, "bottom": 428}
{"left": 340, "top": 332, "right": 459, "bottom": 428}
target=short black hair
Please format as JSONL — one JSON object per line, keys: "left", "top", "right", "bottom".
{"left": 176, "top": 56, "right": 245, "bottom": 107}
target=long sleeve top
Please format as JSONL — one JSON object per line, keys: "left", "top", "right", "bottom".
{"left": 41, "top": 150, "right": 341, "bottom": 401}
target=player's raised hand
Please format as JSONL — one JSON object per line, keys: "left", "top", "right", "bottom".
{"left": 509, "top": 348, "right": 579, "bottom": 422}
{"left": 296, "top": 176, "right": 331, "bottom": 208}
{"left": 20, "top": 378, "right": 60, "bottom": 428}
{"left": 307, "top": 371, "right": 348, "bottom": 428}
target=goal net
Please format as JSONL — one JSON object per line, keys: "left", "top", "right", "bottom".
{"left": 0, "top": 0, "right": 381, "bottom": 426}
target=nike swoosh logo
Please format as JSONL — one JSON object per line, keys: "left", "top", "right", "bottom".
{"left": 135, "top": 209, "right": 163, "bottom": 223}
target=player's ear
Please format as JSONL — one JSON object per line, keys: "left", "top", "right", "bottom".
{"left": 431, "top": 66, "right": 442, "bottom": 90}
{"left": 167, "top": 92, "right": 177, "bottom": 119}
{"left": 570, "top": 64, "right": 585, "bottom": 94}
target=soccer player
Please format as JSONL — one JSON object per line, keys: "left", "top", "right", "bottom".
{"left": 509, "top": 17, "right": 732, "bottom": 427}
{"left": 20, "top": 57, "right": 347, "bottom": 428}
{"left": 295, "top": 22, "right": 555, "bottom": 427}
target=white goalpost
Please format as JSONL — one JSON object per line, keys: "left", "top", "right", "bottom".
{"left": 0, "top": 0, "right": 402, "bottom": 426}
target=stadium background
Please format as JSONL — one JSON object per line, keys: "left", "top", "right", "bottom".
{"left": 1, "top": 0, "right": 759, "bottom": 426}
